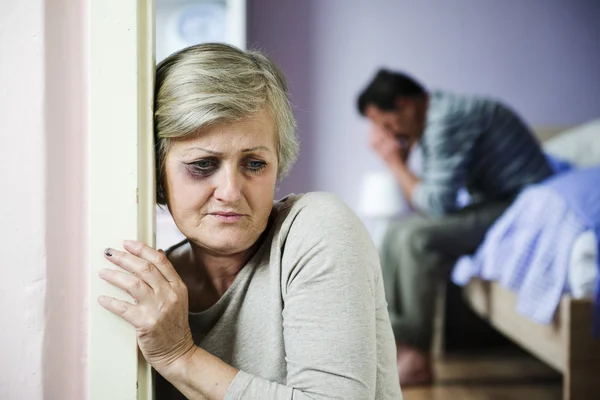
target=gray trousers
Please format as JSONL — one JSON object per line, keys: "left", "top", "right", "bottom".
{"left": 379, "top": 200, "right": 512, "bottom": 350}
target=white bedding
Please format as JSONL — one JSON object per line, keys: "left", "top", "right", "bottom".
{"left": 543, "top": 119, "right": 600, "bottom": 168}
{"left": 569, "top": 230, "right": 598, "bottom": 299}
{"left": 542, "top": 120, "right": 600, "bottom": 300}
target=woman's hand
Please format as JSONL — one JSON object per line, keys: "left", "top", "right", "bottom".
{"left": 98, "top": 240, "right": 196, "bottom": 376}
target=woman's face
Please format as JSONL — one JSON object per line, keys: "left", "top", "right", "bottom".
{"left": 164, "top": 109, "right": 278, "bottom": 256}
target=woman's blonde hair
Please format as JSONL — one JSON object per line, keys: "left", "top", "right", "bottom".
{"left": 154, "top": 43, "right": 298, "bottom": 204}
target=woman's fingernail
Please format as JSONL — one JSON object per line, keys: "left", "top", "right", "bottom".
{"left": 104, "top": 248, "right": 113, "bottom": 257}
{"left": 123, "top": 240, "right": 136, "bottom": 247}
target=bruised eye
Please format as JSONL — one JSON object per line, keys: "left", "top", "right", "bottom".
{"left": 188, "top": 158, "right": 218, "bottom": 177}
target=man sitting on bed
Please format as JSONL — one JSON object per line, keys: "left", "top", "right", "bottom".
{"left": 357, "top": 69, "right": 553, "bottom": 385}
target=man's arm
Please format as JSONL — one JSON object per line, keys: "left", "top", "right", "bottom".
{"left": 387, "top": 158, "right": 420, "bottom": 202}
{"left": 368, "top": 125, "right": 420, "bottom": 202}
{"left": 369, "top": 122, "right": 477, "bottom": 217}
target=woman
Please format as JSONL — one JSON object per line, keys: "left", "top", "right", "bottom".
{"left": 98, "top": 43, "right": 403, "bottom": 399}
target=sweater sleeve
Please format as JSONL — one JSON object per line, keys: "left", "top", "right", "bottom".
{"left": 224, "top": 192, "right": 384, "bottom": 400}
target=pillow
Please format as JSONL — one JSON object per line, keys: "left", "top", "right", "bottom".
{"left": 543, "top": 119, "right": 600, "bottom": 167}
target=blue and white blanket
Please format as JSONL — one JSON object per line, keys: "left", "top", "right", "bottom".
{"left": 452, "top": 166, "right": 600, "bottom": 335}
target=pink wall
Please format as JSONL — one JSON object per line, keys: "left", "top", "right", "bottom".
{"left": 0, "top": 1, "right": 87, "bottom": 399}
{"left": 43, "top": 0, "right": 88, "bottom": 399}
{"left": 1, "top": 1, "right": 47, "bottom": 398}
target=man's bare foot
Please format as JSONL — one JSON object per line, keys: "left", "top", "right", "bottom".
{"left": 396, "top": 341, "right": 433, "bottom": 386}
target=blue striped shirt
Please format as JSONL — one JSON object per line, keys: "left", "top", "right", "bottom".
{"left": 412, "top": 91, "right": 553, "bottom": 217}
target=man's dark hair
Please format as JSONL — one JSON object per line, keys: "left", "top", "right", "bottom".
{"left": 357, "top": 69, "right": 426, "bottom": 115}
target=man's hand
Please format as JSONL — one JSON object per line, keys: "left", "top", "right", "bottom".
{"left": 369, "top": 125, "right": 410, "bottom": 166}
{"left": 368, "top": 124, "right": 420, "bottom": 203}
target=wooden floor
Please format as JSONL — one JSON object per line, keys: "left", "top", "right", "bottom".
{"left": 403, "top": 351, "right": 562, "bottom": 400}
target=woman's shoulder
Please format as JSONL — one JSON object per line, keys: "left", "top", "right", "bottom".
{"left": 276, "top": 191, "right": 350, "bottom": 214}
{"left": 274, "top": 192, "right": 380, "bottom": 293}
{"left": 275, "top": 191, "right": 357, "bottom": 229}
{"left": 274, "top": 191, "right": 373, "bottom": 249}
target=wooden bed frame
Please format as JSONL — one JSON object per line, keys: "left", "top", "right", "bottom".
{"left": 462, "top": 279, "right": 600, "bottom": 400}
{"left": 458, "top": 126, "right": 600, "bottom": 400}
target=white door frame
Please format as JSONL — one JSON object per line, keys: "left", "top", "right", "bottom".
{"left": 87, "top": 1, "right": 245, "bottom": 399}
{"left": 88, "top": 1, "right": 155, "bottom": 399}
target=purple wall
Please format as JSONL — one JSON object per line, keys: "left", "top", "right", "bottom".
{"left": 248, "top": 0, "right": 600, "bottom": 209}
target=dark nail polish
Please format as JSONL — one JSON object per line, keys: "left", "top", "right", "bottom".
{"left": 104, "top": 248, "right": 113, "bottom": 257}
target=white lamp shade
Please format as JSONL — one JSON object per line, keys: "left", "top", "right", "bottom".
{"left": 358, "top": 171, "right": 404, "bottom": 218}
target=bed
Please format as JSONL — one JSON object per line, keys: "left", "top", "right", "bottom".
{"left": 457, "top": 122, "right": 600, "bottom": 400}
